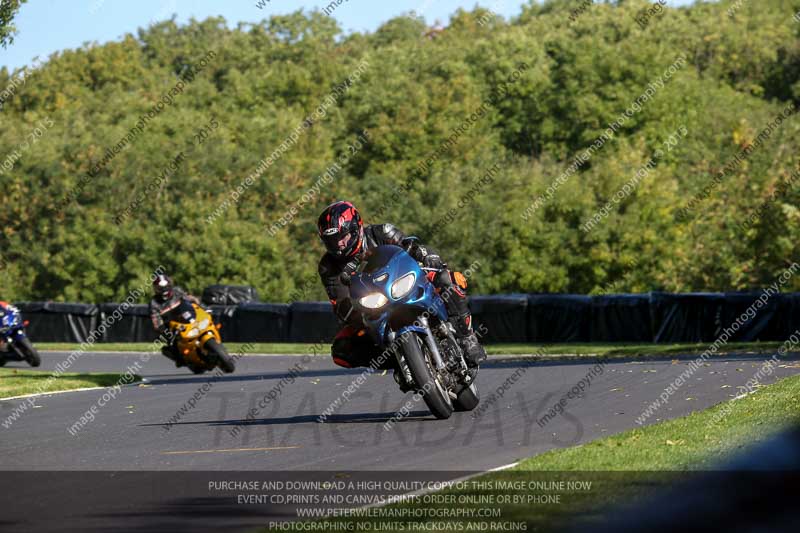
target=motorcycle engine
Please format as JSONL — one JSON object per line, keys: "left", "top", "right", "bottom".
{"left": 435, "top": 325, "right": 461, "bottom": 368}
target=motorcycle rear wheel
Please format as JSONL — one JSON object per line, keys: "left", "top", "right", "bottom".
{"left": 206, "top": 338, "right": 235, "bottom": 374}
{"left": 400, "top": 332, "right": 453, "bottom": 420}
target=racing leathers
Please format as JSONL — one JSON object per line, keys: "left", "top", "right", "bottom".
{"left": 148, "top": 287, "right": 200, "bottom": 364}
{"left": 318, "top": 223, "right": 485, "bottom": 370}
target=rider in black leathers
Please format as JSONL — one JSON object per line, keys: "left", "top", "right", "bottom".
{"left": 317, "top": 201, "right": 486, "bottom": 378}
{"left": 149, "top": 274, "right": 201, "bottom": 367}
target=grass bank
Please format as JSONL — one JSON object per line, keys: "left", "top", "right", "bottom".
{"left": 36, "top": 341, "right": 786, "bottom": 359}
{"left": 279, "top": 374, "right": 800, "bottom": 532}
{"left": 0, "top": 368, "right": 140, "bottom": 399}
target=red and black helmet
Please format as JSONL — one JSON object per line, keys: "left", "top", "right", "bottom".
{"left": 317, "top": 201, "right": 364, "bottom": 258}
{"left": 152, "top": 273, "right": 174, "bottom": 302}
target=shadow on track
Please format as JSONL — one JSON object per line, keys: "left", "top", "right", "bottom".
{"left": 143, "top": 368, "right": 375, "bottom": 386}
{"left": 139, "top": 410, "right": 433, "bottom": 429}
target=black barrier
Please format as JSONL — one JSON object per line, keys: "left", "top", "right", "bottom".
{"left": 207, "top": 305, "right": 239, "bottom": 341}
{"left": 230, "top": 303, "right": 290, "bottom": 343}
{"left": 201, "top": 285, "right": 259, "bottom": 306}
{"left": 469, "top": 295, "right": 528, "bottom": 343}
{"left": 719, "top": 292, "right": 779, "bottom": 342}
{"left": 15, "top": 302, "right": 99, "bottom": 343}
{"left": 650, "top": 292, "right": 725, "bottom": 343}
{"left": 527, "top": 294, "right": 592, "bottom": 342}
{"left": 766, "top": 292, "right": 800, "bottom": 340}
{"left": 288, "top": 302, "right": 340, "bottom": 343}
{"left": 591, "top": 294, "right": 652, "bottom": 342}
{"left": 98, "top": 303, "right": 157, "bottom": 343}
{"left": 13, "top": 292, "right": 800, "bottom": 344}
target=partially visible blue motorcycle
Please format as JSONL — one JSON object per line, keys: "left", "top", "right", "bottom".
{"left": 0, "top": 303, "right": 41, "bottom": 367}
{"left": 347, "top": 243, "right": 480, "bottom": 419}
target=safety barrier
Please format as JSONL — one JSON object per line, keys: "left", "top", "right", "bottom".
{"left": 13, "top": 291, "right": 800, "bottom": 344}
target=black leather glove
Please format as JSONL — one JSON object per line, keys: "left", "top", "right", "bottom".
{"left": 422, "top": 253, "right": 444, "bottom": 269}
{"left": 402, "top": 237, "right": 445, "bottom": 268}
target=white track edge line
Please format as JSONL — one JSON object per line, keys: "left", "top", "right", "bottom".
{"left": 360, "top": 460, "right": 522, "bottom": 512}
{"left": 0, "top": 386, "right": 106, "bottom": 402}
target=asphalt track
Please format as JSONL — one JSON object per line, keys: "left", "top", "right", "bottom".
{"left": 2, "top": 351, "right": 799, "bottom": 471}
{"left": 1, "top": 351, "right": 799, "bottom": 532}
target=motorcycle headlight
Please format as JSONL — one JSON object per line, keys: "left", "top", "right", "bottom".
{"left": 360, "top": 293, "right": 388, "bottom": 309}
{"left": 391, "top": 273, "right": 416, "bottom": 299}
{"left": 197, "top": 319, "right": 210, "bottom": 330}
{"left": 187, "top": 328, "right": 200, "bottom": 338}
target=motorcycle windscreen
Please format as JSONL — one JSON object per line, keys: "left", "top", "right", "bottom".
{"left": 361, "top": 245, "right": 404, "bottom": 274}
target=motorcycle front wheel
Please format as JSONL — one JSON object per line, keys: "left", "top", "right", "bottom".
{"left": 16, "top": 337, "right": 41, "bottom": 367}
{"left": 400, "top": 331, "right": 453, "bottom": 420}
{"left": 454, "top": 382, "right": 480, "bottom": 412}
{"left": 205, "top": 338, "right": 235, "bottom": 374}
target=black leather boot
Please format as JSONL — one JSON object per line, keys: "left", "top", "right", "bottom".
{"left": 451, "top": 313, "right": 487, "bottom": 367}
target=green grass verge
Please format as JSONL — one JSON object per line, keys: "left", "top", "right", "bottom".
{"left": 278, "top": 374, "right": 800, "bottom": 533}
{"left": 517, "top": 373, "right": 800, "bottom": 471}
{"left": 0, "top": 367, "right": 140, "bottom": 399}
{"left": 36, "top": 341, "right": 785, "bottom": 359}
{"left": 37, "top": 342, "right": 323, "bottom": 354}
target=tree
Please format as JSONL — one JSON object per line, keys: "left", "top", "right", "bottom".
{"left": 0, "top": 0, "right": 27, "bottom": 48}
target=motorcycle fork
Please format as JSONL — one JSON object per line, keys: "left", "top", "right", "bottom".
{"left": 388, "top": 331, "right": 413, "bottom": 385}
{"left": 417, "top": 317, "right": 447, "bottom": 371}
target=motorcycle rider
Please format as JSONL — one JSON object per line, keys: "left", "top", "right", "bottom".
{"left": 317, "top": 201, "right": 486, "bottom": 381}
{"left": 0, "top": 301, "right": 20, "bottom": 350}
{"left": 0, "top": 301, "right": 18, "bottom": 319}
{"left": 149, "top": 274, "right": 201, "bottom": 367}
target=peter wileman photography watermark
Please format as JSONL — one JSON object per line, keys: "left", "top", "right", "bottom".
{"left": 317, "top": 260, "right": 483, "bottom": 423}
{"left": 568, "top": 0, "right": 592, "bottom": 22}
{"left": 2, "top": 266, "right": 166, "bottom": 430}
{"left": 521, "top": 53, "right": 686, "bottom": 221}
{"left": 709, "top": 329, "right": 800, "bottom": 426}
{"left": 374, "top": 63, "right": 529, "bottom": 219}
{"left": 537, "top": 361, "right": 607, "bottom": 428}
{"left": 676, "top": 102, "right": 796, "bottom": 221}
{"left": 423, "top": 162, "right": 500, "bottom": 236}
{"left": 163, "top": 343, "right": 256, "bottom": 432}
{"left": 0, "top": 117, "right": 54, "bottom": 175}
{"left": 228, "top": 343, "right": 323, "bottom": 439}
{"left": 581, "top": 125, "right": 688, "bottom": 233}
{"left": 265, "top": 130, "right": 370, "bottom": 237}
{"left": 113, "top": 150, "right": 185, "bottom": 225}
{"left": 635, "top": 262, "right": 800, "bottom": 425}
{"left": 55, "top": 50, "right": 217, "bottom": 213}
{"left": 738, "top": 163, "right": 800, "bottom": 232}
{"left": 634, "top": 0, "right": 667, "bottom": 29}
{"left": 0, "top": 56, "right": 43, "bottom": 110}
{"left": 205, "top": 60, "right": 370, "bottom": 225}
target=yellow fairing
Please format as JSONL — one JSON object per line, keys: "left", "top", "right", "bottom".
{"left": 168, "top": 304, "right": 222, "bottom": 369}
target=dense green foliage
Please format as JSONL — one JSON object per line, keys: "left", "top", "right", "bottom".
{"left": 1, "top": 0, "right": 800, "bottom": 303}
{"left": 0, "top": 0, "right": 27, "bottom": 48}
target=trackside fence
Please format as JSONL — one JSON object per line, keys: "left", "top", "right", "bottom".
{"left": 14, "top": 291, "right": 800, "bottom": 344}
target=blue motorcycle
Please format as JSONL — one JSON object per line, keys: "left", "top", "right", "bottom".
{"left": 0, "top": 304, "right": 41, "bottom": 367}
{"left": 348, "top": 244, "right": 480, "bottom": 419}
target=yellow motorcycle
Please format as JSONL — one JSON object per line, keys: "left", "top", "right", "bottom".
{"left": 167, "top": 299, "right": 235, "bottom": 374}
